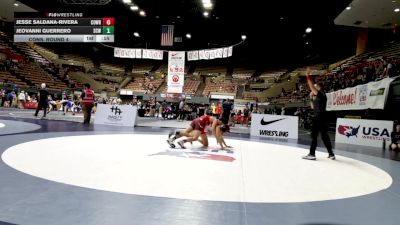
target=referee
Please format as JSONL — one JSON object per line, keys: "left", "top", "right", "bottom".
{"left": 220, "top": 99, "right": 233, "bottom": 125}
{"left": 303, "top": 67, "right": 335, "bottom": 160}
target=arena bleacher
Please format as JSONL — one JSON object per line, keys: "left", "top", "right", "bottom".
{"left": 125, "top": 77, "right": 164, "bottom": 94}
{"left": 0, "top": 70, "right": 27, "bottom": 87}
{"left": 202, "top": 80, "right": 237, "bottom": 96}
{"left": 160, "top": 79, "right": 200, "bottom": 95}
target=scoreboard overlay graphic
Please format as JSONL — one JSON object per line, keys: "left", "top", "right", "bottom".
{"left": 13, "top": 13, "right": 114, "bottom": 43}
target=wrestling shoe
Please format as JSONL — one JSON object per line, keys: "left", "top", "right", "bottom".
{"left": 167, "top": 139, "right": 176, "bottom": 148}
{"left": 302, "top": 154, "right": 316, "bottom": 160}
{"left": 168, "top": 130, "right": 177, "bottom": 141}
{"left": 328, "top": 154, "right": 336, "bottom": 160}
{"left": 177, "top": 140, "right": 186, "bottom": 149}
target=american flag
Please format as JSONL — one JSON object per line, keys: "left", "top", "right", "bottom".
{"left": 161, "top": 25, "right": 174, "bottom": 46}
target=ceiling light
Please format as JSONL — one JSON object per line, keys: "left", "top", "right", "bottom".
{"left": 133, "top": 32, "right": 140, "bottom": 37}
{"left": 130, "top": 5, "right": 139, "bottom": 11}
{"left": 202, "top": 0, "right": 211, "bottom": 3}
{"left": 306, "top": 42, "right": 309, "bottom": 45}
{"left": 122, "top": 0, "right": 131, "bottom": 3}
{"left": 186, "top": 33, "right": 191, "bottom": 39}
{"left": 346, "top": 6, "right": 351, "bottom": 10}
{"left": 241, "top": 35, "right": 247, "bottom": 40}
{"left": 139, "top": 10, "right": 146, "bottom": 16}
{"left": 203, "top": 3, "right": 213, "bottom": 8}
{"left": 203, "top": 12, "right": 209, "bottom": 17}
{"left": 14, "top": 3, "right": 19, "bottom": 6}
{"left": 305, "top": 27, "right": 312, "bottom": 33}
{"left": 395, "top": 8, "right": 400, "bottom": 12}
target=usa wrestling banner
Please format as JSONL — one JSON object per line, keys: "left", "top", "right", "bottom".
{"left": 167, "top": 51, "right": 185, "bottom": 93}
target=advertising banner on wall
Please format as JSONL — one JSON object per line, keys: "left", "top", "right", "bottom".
{"left": 94, "top": 104, "right": 137, "bottom": 127}
{"left": 326, "top": 78, "right": 394, "bottom": 111}
{"left": 167, "top": 51, "right": 185, "bottom": 93}
{"left": 250, "top": 114, "right": 298, "bottom": 139}
{"left": 335, "top": 118, "right": 393, "bottom": 148}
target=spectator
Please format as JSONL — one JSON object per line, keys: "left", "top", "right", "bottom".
{"left": 384, "top": 59, "right": 394, "bottom": 78}
{"left": 191, "top": 104, "right": 197, "bottom": 120}
{"left": 155, "top": 101, "right": 161, "bottom": 118}
{"left": 215, "top": 102, "right": 222, "bottom": 119}
{"left": 243, "top": 106, "right": 250, "bottom": 126}
{"left": 0, "top": 89, "right": 4, "bottom": 107}
{"left": 390, "top": 123, "right": 400, "bottom": 151}
{"left": 7, "top": 91, "right": 15, "bottom": 108}
{"left": 18, "top": 91, "right": 26, "bottom": 109}
{"left": 161, "top": 100, "right": 167, "bottom": 119}
{"left": 178, "top": 99, "right": 185, "bottom": 121}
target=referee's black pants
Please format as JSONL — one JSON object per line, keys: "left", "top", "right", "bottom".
{"left": 220, "top": 112, "right": 230, "bottom": 125}
{"left": 309, "top": 115, "right": 334, "bottom": 156}
{"left": 34, "top": 102, "right": 47, "bottom": 117}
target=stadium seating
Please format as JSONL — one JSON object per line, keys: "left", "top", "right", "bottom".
{"left": 320, "top": 42, "right": 400, "bottom": 93}
{"left": 62, "top": 53, "right": 94, "bottom": 68}
{"left": 15, "top": 63, "right": 68, "bottom": 90}
{"left": 100, "top": 62, "right": 124, "bottom": 73}
{"left": 132, "top": 63, "right": 154, "bottom": 74}
{"left": 243, "top": 92, "right": 257, "bottom": 101}
{"left": 13, "top": 42, "right": 49, "bottom": 65}
{"left": 259, "top": 69, "right": 287, "bottom": 83}
{"left": 195, "top": 64, "right": 227, "bottom": 76}
{"left": 125, "top": 77, "right": 164, "bottom": 94}
{"left": 232, "top": 68, "right": 255, "bottom": 80}
{"left": 0, "top": 70, "right": 28, "bottom": 87}
{"left": 202, "top": 81, "right": 237, "bottom": 96}
{"left": 161, "top": 79, "right": 200, "bottom": 95}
